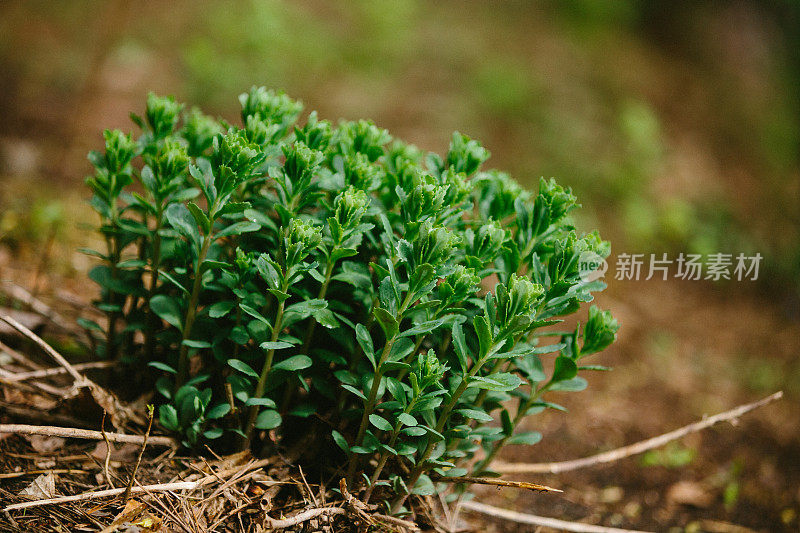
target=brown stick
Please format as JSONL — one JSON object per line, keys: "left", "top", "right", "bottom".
{"left": 265, "top": 507, "right": 347, "bottom": 529}
{"left": 99, "top": 411, "right": 115, "bottom": 488}
{"left": 0, "top": 424, "right": 175, "bottom": 447}
{"left": 494, "top": 391, "right": 783, "bottom": 474}
{"left": 432, "top": 474, "right": 561, "bottom": 493}
{"left": 1, "top": 282, "right": 73, "bottom": 332}
{"left": 123, "top": 406, "right": 154, "bottom": 501}
{"left": 4, "top": 481, "right": 199, "bottom": 512}
{"left": 459, "top": 500, "right": 652, "bottom": 533}
{"left": 0, "top": 469, "right": 88, "bottom": 480}
{"left": 0, "top": 315, "right": 84, "bottom": 383}
{"left": 0, "top": 315, "right": 139, "bottom": 428}
{"left": 2, "top": 361, "right": 114, "bottom": 382}
{"left": 5, "top": 459, "right": 276, "bottom": 513}
{"left": 265, "top": 506, "right": 419, "bottom": 531}
{"left": 0, "top": 340, "right": 43, "bottom": 369}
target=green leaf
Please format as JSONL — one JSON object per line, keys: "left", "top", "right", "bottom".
{"left": 272, "top": 355, "right": 312, "bottom": 372}
{"left": 203, "top": 428, "right": 224, "bottom": 439}
{"left": 397, "top": 413, "right": 417, "bottom": 426}
{"left": 332, "top": 430, "right": 350, "bottom": 454}
{"left": 451, "top": 322, "right": 469, "bottom": 373}
{"left": 77, "top": 317, "right": 103, "bottom": 332}
{"left": 254, "top": 409, "right": 282, "bottom": 430}
{"left": 200, "top": 259, "right": 228, "bottom": 273}
{"left": 350, "top": 445, "right": 375, "bottom": 455}
{"left": 507, "top": 431, "right": 543, "bottom": 445}
{"left": 148, "top": 361, "right": 177, "bottom": 374}
{"left": 165, "top": 203, "right": 200, "bottom": 246}
{"left": 246, "top": 397, "right": 277, "bottom": 408}
{"left": 456, "top": 408, "right": 493, "bottom": 422}
{"left": 341, "top": 384, "right": 367, "bottom": 400}
{"left": 355, "top": 324, "right": 375, "bottom": 368}
{"left": 260, "top": 341, "right": 294, "bottom": 351}
{"left": 289, "top": 403, "right": 316, "bottom": 418}
{"left": 373, "top": 307, "right": 399, "bottom": 339}
{"left": 369, "top": 414, "right": 393, "bottom": 432}
{"left": 551, "top": 355, "right": 578, "bottom": 383}
{"left": 399, "top": 318, "right": 445, "bottom": 338}
{"left": 239, "top": 304, "right": 271, "bottom": 326}
{"left": 470, "top": 372, "right": 522, "bottom": 392}
{"left": 206, "top": 403, "right": 231, "bottom": 419}
{"left": 157, "top": 270, "right": 189, "bottom": 295}
{"left": 386, "top": 378, "right": 406, "bottom": 404}
{"left": 215, "top": 220, "right": 260, "bottom": 240}
{"left": 228, "top": 359, "right": 259, "bottom": 379}
{"left": 501, "top": 409, "right": 514, "bottom": 436}
{"left": 381, "top": 361, "right": 411, "bottom": 373}
{"left": 150, "top": 295, "right": 183, "bottom": 330}
{"left": 411, "top": 474, "right": 435, "bottom": 495}
{"left": 402, "top": 426, "right": 427, "bottom": 437}
{"left": 474, "top": 315, "right": 492, "bottom": 359}
{"left": 208, "top": 300, "right": 237, "bottom": 318}
{"left": 550, "top": 377, "right": 588, "bottom": 391}
{"left": 186, "top": 202, "right": 211, "bottom": 234}
{"left": 182, "top": 339, "right": 211, "bottom": 349}
{"left": 159, "top": 404, "right": 179, "bottom": 431}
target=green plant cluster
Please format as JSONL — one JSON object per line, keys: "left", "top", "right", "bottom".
{"left": 83, "top": 88, "right": 619, "bottom": 513}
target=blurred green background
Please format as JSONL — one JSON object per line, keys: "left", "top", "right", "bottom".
{"left": 1, "top": 0, "right": 798, "bottom": 302}
{"left": 1, "top": 1, "right": 800, "bottom": 530}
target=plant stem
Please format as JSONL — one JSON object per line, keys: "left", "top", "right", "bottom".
{"left": 390, "top": 358, "right": 486, "bottom": 514}
{"left": 363, "top": 396, "right": 419, "bottom": 503}
{"left": 346, "top": 293, "right": 413, "bottom": 483}
{"left": 175, "top": 232, "right": 212, "bottom": 389}
{"left": 105, "top": 225, "right": 122, "bottom": 360}
{"left": 280, "top": 258, "right": 335, "bottom": 413}
{"left": 473, "top": 393, "right": 533, "bottom": 473}
{"left": 143, "top": 209, "right": 163, "bottom": 360}
{"left": 243, "top": 283, "right": 288, "bottom": 445}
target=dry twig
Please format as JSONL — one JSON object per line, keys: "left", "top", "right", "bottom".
{"left": 0, "top": 314, "right": 139, "bottom": 427}
{"left": 1, "top": 361, "right": 114, "bottom": 382}
{"left": 1, "top": 315, "right": 84, "bottom": 382}
{"left": 0, "top": 424, "right": 175, "bottom": 447}
{"left": 432, "top": 474, "right": 561, "bottom": 493}
{"left": 99, "top": 411, "right": 115, "bottom": 488}
{"left": 4, "top": 458, "right": 279, "bottom": 513}
{"left": 459, "top": 500, "right": 652, "bottom": 533}
{"left": 265, "top": 507, "right": 347, "bottom": 529}
{"left": 0, "top": 340, "right": 43, "bottom": 369}
{"left": 123, "top": 406, "right": 154, "bottom": 501}
{"left": 0, "top": 469, "right": 88, "bottom": 480}
{"left": 1, "top": 281, "right": 73, "bottom": 332}
{"left": 4, "top": 481, "right": 199, "bottom": 512}
{"left": 494, "top": 391, "right": 782, "bottom": 474}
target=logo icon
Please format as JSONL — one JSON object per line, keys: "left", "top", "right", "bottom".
{"left": 578, "top": 251, "right": 608, "bottom": 282}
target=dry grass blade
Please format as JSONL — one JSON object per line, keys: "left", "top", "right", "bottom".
{"left": 0, "top": 315, "right": 83, "bottom": 383}
{"left": 432, "top": 474, "right": 562, "bottom": 493}
{"left": 2, "top": 361, "right": 114, "bottom": 382}
{"left": 265, "top": 507, "right": 347, "bottom": 529}
{"left": 122, "top": 406, "right": 154, "bottom": 501}
{"left": 4, "top": 481, "right": 198, "bottom": 512}
{"left": 0, "top": 424, "right": 176, "bottom": 447}
{"left": 1, "top": 281, "right": 73, "bottom": 332}
{"left": 1, "top": 314, "right": 140, "bottom": 427}
{"left": 494, "top": 391, "right": 783, "bottom": 474}
{"left": 0, "top": 340, "right": 43, "bottom": 369}
{"left": 459, "top": 500, "right": 653, "bottom": 533}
